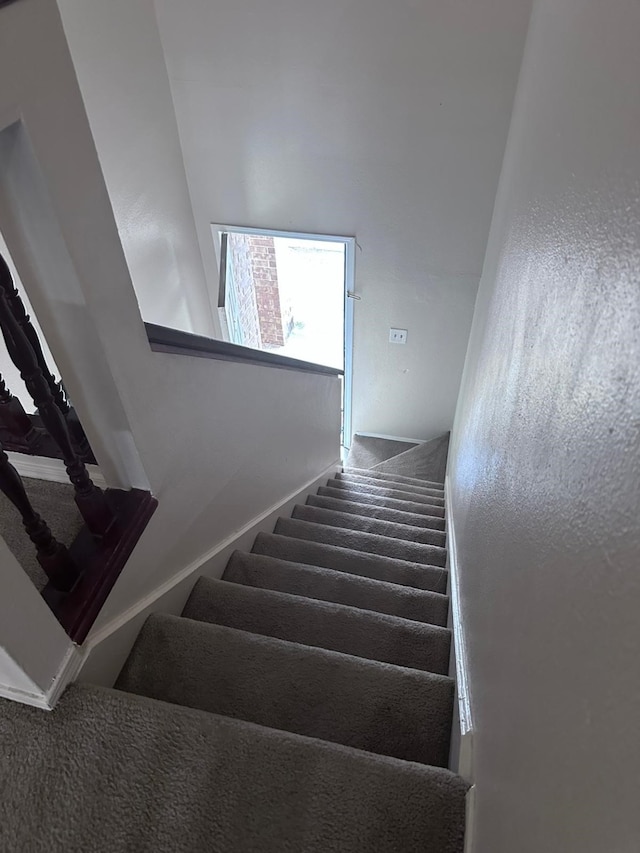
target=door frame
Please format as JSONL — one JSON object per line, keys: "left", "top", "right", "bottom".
{"left": 210, "top": 224, "right": 355, "bottom": 448}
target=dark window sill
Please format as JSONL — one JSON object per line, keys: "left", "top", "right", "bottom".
{"left": 145, "top": 323, "right": 344, "bottom": 377}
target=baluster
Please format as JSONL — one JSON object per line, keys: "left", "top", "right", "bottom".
{"left": 0, "top": 289, "right": 114, "bottom": 536}
{"left": 0, "top": 373, "right": 41, "bottom": 450}
{"left": 0, "top": 441, "right": 80, "bottom": 591}
{"left": 0, "top": 254, "right": 92, "bottom": 457}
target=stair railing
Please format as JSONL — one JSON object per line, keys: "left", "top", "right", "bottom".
{"left": 0, "top": 372, "right": 40, "bottom": 452}
{"left": 0, "top": 251, "right": 115, "bottom": 546}
{"left": 0, "top": 441, "right": 80, "bottom": 590}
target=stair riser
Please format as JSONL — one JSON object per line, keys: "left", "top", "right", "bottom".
{"left": 317, "top": 486, "right": 446, "bottom": 518}
{"left": 252, "top": 533, "right": 448, "bottom": 591}
{"left": 343, "top": 466, "right": 444, "bottom": 489}
{"left": 292, "top": 504, "right": 447, "bottom": 548}
{"left": 117, "top": 615, "right": 455, "bottom": 768}
{"left": 183, "top": 578, "right": 451, "bottom": 674}
{"left": 327, "top": 479, "right": 446, "bottom": 508}
{"left": 274, "top": 517, "right": 448, "bottom": 568}
{"left": 225, "top": 551, "right": 450, "bottom": 621}
{"left": 336, "top": 472, "right": 445, "bottom": 499}
{"left": 307, "top": 494, "right": 446, "bottom": 530}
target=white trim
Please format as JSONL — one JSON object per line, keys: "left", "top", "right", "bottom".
{"left": 464, "top": 785, "right": 477, "bottom": 853}
{"left": 0, "top": 681, "right": 49, "bottom": 708}
{"left": 342, "top": 237, "right": 355, "bottom": 448}
{"left": 211, "top": 223, "right": 354, "bottom": 244}
{"left": 0, "top": 644, "right": 83, "bottom": 710}
{"left": 445, "top": 474, "right": 474, "bottom": 783}
{"left": 44, "top": 644, "right": 83, "bottom": 708}
{"left": 354, "top": 431, "right": 426, "bottom": 444}
{"left": 84, "top": 461, "right": 342, "bottom": 652}
{"left": 7, "top": 452, "right": 107, "bottom": 489}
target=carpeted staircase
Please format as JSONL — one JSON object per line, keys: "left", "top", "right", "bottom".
{"left": 0, "top": 440, "right": 467, "bottom": 852}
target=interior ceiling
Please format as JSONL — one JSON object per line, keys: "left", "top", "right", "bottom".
{"left": 153, "top": 0, "right": 532, "bottom": 278}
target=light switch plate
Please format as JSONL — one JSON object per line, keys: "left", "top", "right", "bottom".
{"left": 389, "top": 328, "right": 408, "bottom": 344}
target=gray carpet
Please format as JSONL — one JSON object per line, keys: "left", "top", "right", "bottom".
{"left": 373, "top": 432, "right": 450, "bottom": 483}
{"left": 0, "top": 476, "right": 83, "bottom": 590}
{"left": 0, "top": 684, "right": 467, "bottom": 853}
{"left": 291, "top": 503, "right": 447, "bottom": 547}
{"left": 224, "top": 551, "right": 450, "bottom": 623}
{"left": 307, "top": 492, "right": 446, "bottom": 529}
{"left": 1, "top": 435, "right": 465, "bottom": 851}
{"left": 327, "top": 477, "right": 446, "bottom": 507}
{"left": 317, "top": 484, "right": 446, "bottom": 517}
{"left": 273, "top": 516, "right": 448, "bottom": 566}
{"left": 252, "top": 532, "right": 449, "bottom": 590}
{"left": 343, "top": 466, "right": 444, "bottom": 489}
{"left": 334, "top": 472, "right": 445, "bottom": 500}
{"left": 183, "top": 576, "right": 451, "bottom": 673}
{"left": 344, "top": 433, "right": 418, "bottom": 469}
{"left": 117, "top": 614, "right": 454, "bottom": 766}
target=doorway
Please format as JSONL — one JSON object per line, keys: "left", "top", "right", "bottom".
{"left": 212, "top": 225, "right": 355, "bottom": 447}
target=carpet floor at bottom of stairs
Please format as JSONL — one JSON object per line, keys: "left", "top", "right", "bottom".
{"left": 0, "top": 464, "right": 467, "bottom": 852}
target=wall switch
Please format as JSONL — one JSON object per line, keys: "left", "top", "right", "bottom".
{"left": 389, "top": 328, "right": 408, "bottom": 344}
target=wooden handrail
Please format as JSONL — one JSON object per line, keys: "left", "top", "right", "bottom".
{"left": 145, "top": 323, "right": 344, "bottom": 377}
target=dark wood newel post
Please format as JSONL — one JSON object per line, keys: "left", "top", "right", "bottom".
{"left": 0, "top": 441, "right": 81, "bottom": 591}
{"left": 0, "top": 286, "right": 114, "bottom": 537}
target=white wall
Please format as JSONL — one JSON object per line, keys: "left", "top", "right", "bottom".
{"left": 449, "top": 0, "right": 640, "bottom": 850}
{"left": 57, "top": 0, "right": 215, "bottom": 336}
{"left": 0, "top": 0, "right": 341, "bottom": 692}
{"left": 153, "top": 0, "right": 533, "bottom": 440}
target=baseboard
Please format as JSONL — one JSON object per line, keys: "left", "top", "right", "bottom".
{"left": 7, "top": 451, "right": 107, "bottom": 489}
{"left": 0, "top": 644, "right": 83, "bottom": 710}
{"left": 45, "top": 645, "right": 84, "bottom": 708}
{"left": 445, "top": 474, "right": 474, "bottom": 783}
{"left": 464, "top": 785, "right": 476, "bottom": 853}
{"left": 75, "top": 460, "right": 342, "bottom": 687}
{"left": 0, "top": 682, "right": 49, "bottom": 708}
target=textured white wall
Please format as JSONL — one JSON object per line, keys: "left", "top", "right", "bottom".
{"left": 153, "top": 0, "right": 532, "bottom": 440}
{"left": 58, "top": 0, "right": 215, "bottom": 336}
{"left": 449, "top": 0, "right": 640, "bottom": 850}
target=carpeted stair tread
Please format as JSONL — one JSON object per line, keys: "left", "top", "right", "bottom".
{"left": 317, "top": 485, "right": 446, "bottom": 518}
{"left": 344, "top": 434, "right": 419, "bottom": 470}
{"left": 182, "top": 577, "right": 450, "bottom": 673}
{"left": 292, "top": 504, "right": 447, "bottom": 548}
{"left": 117, "top": 614, "right": 454, "bottom": 767}
{"left": 372, "top": 432, "right": 450, "bottom": 483}
{"left": 252, "top": 532, "right": 448, "bottom": 591}
{"left": 327, "top": 478, "right": 446, "bottom": 507}
{"left": 307, "top": 494, "right": 446, "bottom": 530}
{"left": 343, "top": 466, "right": 444, "bottom": 489}
{"left": 335, "top": 472, "right": 445, "bottom": 499}
{"left": 224, "top": 551, "right": 449, "bottom": 624}
{"left": 0, "top": 682, "right": 467, "bottom": 852}
{"left": 274, "top": 517, "right": 447, "bottom": 567}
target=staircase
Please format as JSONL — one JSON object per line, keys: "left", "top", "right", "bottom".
{"left": 0, "top": 450, "right": 467, "bottom": 852}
